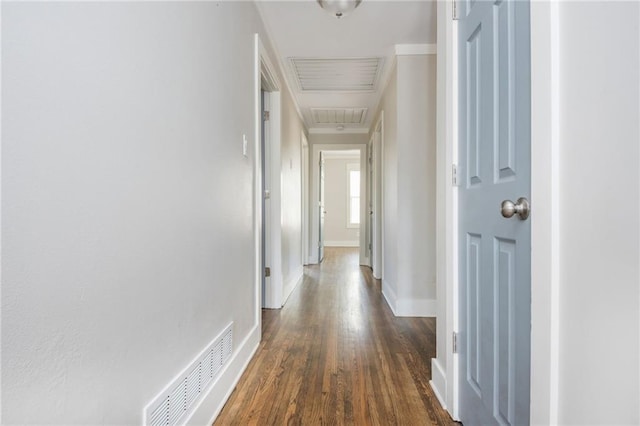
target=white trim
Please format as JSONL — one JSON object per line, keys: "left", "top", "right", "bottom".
{"left": 257, "top": 36, "right": 284, "bottom": 310}
{"left": 264, "top": 91, "right": 283, "bottom": 310}
{"left": 381, "top": 279, "right": 437, "bottom": 317}
{"left": 375, "top": 58, "right": 397, "bottom": 122}
{"left": 283, "top": 267, "right": 304, "bottom": 306}
{"left": 370, "top": 126, "right": 382, "bottom": 279}
{"left": 530, "top": 1, "right": 560, "bottom": 424}
{"left": 381, "top": 279, "right": 398, "bottom": 315}
{"left": 253, "top": 34, "right": 263, "bottom": 337}
{"left": 433, "top": 0, "right": 459, "bottom": 419}
{"left": 376, "top": 114, "right": 385, "bottom": 281}
{"left": 253, "top": 3, "right": 306, "bottom": 126}
{"left": 260, "top": 42, "right": 280, "bottom": 92}
{"left": 449, "top": 12, "right": 460, "bottom": 417}
{"left": 395, "top": 297, "right": 437, "bottom": 317}
{"left": 324, "top": 240, "right": 359, "bottom": 247}
{"left": 395, "top": 43, "right": 437, "bottom": 56}
{"left": 191, "top": 324, "right": 261, "bottom": 425}
{"left": 301, "top": 132, "right": 310, "bottom": 266}
{"left": 430, "top": 359, "right": 448, "bottom": 410}
{"left": 0, "top": 1, "right": 4, "bottom": 420}
{"left": 308, "top": 128, "right": 369, "bottom": 135}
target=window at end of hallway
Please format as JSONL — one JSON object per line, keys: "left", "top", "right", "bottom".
{"left": 347, "top": 163, "right": 360, "bottom": 228}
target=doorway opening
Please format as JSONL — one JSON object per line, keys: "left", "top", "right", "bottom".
{"left": 319, "top": 150, "right": 361, "bottom": 253}
{"left": 309, "top": 143, "right": 370, "bottom": 267}
{"left": 255, "top": 35, "right": 283, "bottom": 315}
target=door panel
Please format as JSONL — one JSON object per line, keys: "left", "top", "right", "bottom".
{"left": 458, "top": 0, "right": 531, "bottom": 424}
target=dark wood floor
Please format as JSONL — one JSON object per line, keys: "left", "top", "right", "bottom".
{"left": 214, "top": 247, "right": 456, "bottom": 425}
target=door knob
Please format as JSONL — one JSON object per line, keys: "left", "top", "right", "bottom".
{"left": 501, "top": 197, "right": 530, "bottom": 220}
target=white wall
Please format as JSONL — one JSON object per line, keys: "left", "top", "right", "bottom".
{"left": 396, "top": 54, "right": 437, "bottom": 305}
{"left": 323, "top": 157, "right": 360, "bottom": 246}
{"left": 372, "top": 51, "right": 438, "bottom": 317}
{"left": 376, "top": 66, "right": 399, "bottom": 302}
{"left": 279, "top": 86, "right": 306, "bottom": 304}
{"left": 556, "top": 2, "right": 639, "bottom": 423}
{"left": 1, "top": 2, "right": 304, "bottom": 423}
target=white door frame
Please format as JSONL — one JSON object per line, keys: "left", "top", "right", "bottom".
{"left": 372, "top": 115, "right": 384, "bottom": 280}
{"left": 367, "top": 136, "right": 374, "bottom": 270}
{"left": 529, "top": 2, "right": 561, "bottom": 423}
{"left": 309, "top": 143, "right": 368, "bottom": 265}
{"left": 254, "top": 35, "right": 284, "bottom": 311}
{"left": 433, "top": 1, "right": 559, "bottom": 423}
{"left": 301, "top": 131, "right": 309, "bottom": 265}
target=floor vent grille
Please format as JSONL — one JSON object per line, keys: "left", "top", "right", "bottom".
{"left": 145, "top": 323, "right": 233, "bottom": 426}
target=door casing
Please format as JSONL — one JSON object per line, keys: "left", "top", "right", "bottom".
{"left": 255, "top": 35, "right": 283, "bottom": 311}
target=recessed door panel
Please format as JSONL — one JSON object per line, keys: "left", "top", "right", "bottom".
{"left": 467, "top": 233, "right": 482, "bottom": 395}
{"left": 467, "top": 24, "right": 483, "bottom": 187}
{"left": 494, "top": 0, "right": 517, "bottom": 183}
{"left": 495, "top": 237, "right": 516, "bottom": 425}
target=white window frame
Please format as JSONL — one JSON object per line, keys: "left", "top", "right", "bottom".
{"left": 346, "top": 163, "right": 360, "bottom": 229}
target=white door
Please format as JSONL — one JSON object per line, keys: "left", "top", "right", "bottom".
{"left": 458, "top": 0, "right": 531, "bottom": 424}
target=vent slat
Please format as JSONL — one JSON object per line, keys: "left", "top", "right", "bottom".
{"left": 144, "top": 323, "right": 234, "bottom": 426}
{"left": 149, "top": 399, "right": 169, "bottom": 426}
{"left": 186, "top": 367, "right": 201, "bottom": 407}
{"left": 290, "top": 57, "right": 383, "bottom": 92}
{"left": 310, "top": 108, "right": 368, "bottom": 125}
{"left": 201, "top": 351, "right": 213, "bottom": 383}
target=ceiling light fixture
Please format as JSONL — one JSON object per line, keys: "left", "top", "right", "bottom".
{"left": 316, "top": 0, "right": 362, "bottom": 19}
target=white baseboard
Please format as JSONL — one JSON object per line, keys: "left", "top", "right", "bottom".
{"left": 382, "top": 279, "right": 398, "bottom": 315}
{"left": 430, "top": 358, "right": 447, "bottom": 410}
{"left": 186, "top": 324, "right": 260, "bottom": 425}
{"left": 381, "top": 280, "right": 437, "bottom": 317}
{"left": 324, "top": 240, "right": 359, "bottom": 247}
{"left": 396, "top": 297, "right": 437, "bottom": 317}
{"left": 283, "top": 267, "right": 303, "bottom": 306}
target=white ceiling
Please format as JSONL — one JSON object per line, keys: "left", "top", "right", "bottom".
{"left": 256, "top": 1, "right": 436, "bottom": 134}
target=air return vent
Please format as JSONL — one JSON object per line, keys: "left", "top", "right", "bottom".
{"left": 310, "top": 108, "right": 368, "bottom": 125}
{"left": 145, "top": 323, "right": 233, "bottom": 426}
{"left": 289, "top": 57, "right": 384, "bottom": 91}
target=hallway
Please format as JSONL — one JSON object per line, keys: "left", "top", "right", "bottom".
{"left": 215, "top": 248, "right": 455, "bottom": 425}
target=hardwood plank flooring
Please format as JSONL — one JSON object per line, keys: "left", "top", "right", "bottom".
{"left": 214, "top": 247, "right": 457, "bottom": 425}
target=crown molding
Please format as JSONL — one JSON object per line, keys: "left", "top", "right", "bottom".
{"left": 395, "top": 43, "right": 437, "bottom": 56}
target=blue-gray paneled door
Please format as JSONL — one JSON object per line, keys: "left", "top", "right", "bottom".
{"left": 458, "top": 0, "right": 531, "bottom": 424}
